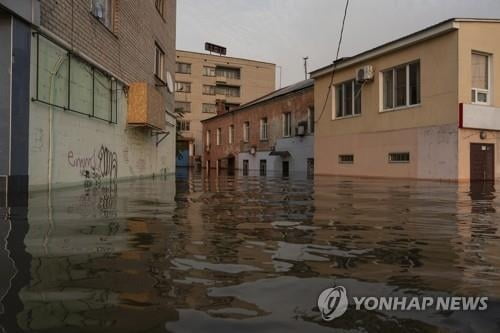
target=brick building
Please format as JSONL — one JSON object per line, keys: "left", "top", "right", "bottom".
{"left": 24, "top": 0, "right": 177, "bottom": 189}
{"left": 202, "top": 79, "right": 315, "bottom": 177}
{"left": 175, "top": 50, "right": 276, "bottom": 168}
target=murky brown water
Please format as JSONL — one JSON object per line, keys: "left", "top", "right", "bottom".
{"left": 1, "top": 170, "right": 500, "bottom": 332}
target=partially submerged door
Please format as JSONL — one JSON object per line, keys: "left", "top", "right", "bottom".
{"left": 470, "top": 143, "right": 495, "bottom": 181}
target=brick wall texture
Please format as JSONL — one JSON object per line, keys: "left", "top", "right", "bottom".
{"left": 203, "top": 86, "right": 314, "bottom": 165}
{"left": 39, "top": 0, "right": 176, "bottom": 113}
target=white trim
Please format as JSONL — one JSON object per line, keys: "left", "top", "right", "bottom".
{"left": 471, "top": 51, "right": 491, "bottom": 105}
{"left": 311, "top": 21, "right": 458, "bottom": 79}
{"left": 380, "top": 61, "right": 421, "bottom": 112}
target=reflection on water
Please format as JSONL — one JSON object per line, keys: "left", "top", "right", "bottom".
{"left": 1, "top": 170, "right": 500, "bottom": 332}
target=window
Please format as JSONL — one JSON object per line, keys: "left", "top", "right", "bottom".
{"left": 155, "top": 0, "right": 164, "bottom": 17}
{"left": 471, "top": 52, "right": 490, "bottom": 104}
{"left": 382, "top": 61, "right": 420, "bottom": 111}
{"left": 175, "top": 101, "right": 191, "bottom": 113}
{"left": 243, "top": 160, "right": 249, "bottom": 175}
{"left": 225, "top": 103, "right": 240, "bottom": 112}
{"left": 216, "top": 85, "right": 240, "bottom": 97}
{"left": 202, "top": 103, "right": 216, "bottom": 113}
{"left": 283, "top": 112, "right": 291, "bottom": 137}
{"left": 260, "top": 160, "right": 267, "bottom": 176}
{"left": 339, "top": 154, "right": 354, "bottom": 164}
{"left": 216, "top": 128, "right": 221, "bottom": 145}
{"left": 176, "top": 62, "right": 191, "bottom": 74}
{"left": 203, "top": 66, "right": 216, "bottom": 77}
{"left": 308, "top": 107, "right": 315, "bottom": 134}
{"left": 91, "top": 0, "right": 113, "bottom": 29}
{"left": 243, "top": 122, "right": 250, "bottom": 142}
{"left": 154, "top": 44, "right": 165, "bottom": 81}
{"left": 388, "top": 152, "right": 410, "bottom": 163}
{"left": 216, "top": 67, "right": 241, "bottom": 80}
{"left": 260, "top": 118, "right": 268, "bottom": 140}
{"left": 206, "top": 130, "right": 211, "bottom": 147}
{"left": 175, "top": 81, "right": 191, "bottom": 93}
{"left": 336, "top": 80, "right": 362, "bottom": 118}
{"left": 176, "top": 120, "right": 190, "bottom": 132}
{"left": 229, "top": 125, "right": 234, "bottom": 144}
{"left": 203, "top": 85, "right": 216, "bottom": 95}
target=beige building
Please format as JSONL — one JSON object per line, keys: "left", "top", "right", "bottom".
{"left": 175, "top": 50, "right": 276, "bottom": 167}
{"left": 312, "top": 18, "right": 500, "bottom": 181}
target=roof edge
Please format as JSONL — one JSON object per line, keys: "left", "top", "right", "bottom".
{"left": 176, "top": 49, "right": 276, "bottom": 66}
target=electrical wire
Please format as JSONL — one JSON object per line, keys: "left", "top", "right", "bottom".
{"left": 316, "top": 0, "right": 350, "bottom": 123}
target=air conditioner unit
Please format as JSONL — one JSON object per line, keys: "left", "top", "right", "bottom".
{"left": 296, "top": 124, "right": 306, "bottom": 136}
{"left": 356, "top": 65, "right": 374, "bottom": 83}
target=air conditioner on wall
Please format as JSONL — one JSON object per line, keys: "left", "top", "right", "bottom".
{"left": 356, "top": 65, "right": 374, "bottom": 83}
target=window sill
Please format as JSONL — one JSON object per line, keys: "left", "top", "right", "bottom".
{"left": 471, "top": 102, "right": 490, "bottom": 106}
{"left": 333, "top": 114, "right": 362, "bottom": 121}
{"left": 154, "top": 74, "right": 166, "bottom": 85}
{"left": 380, "top": 104, "right": 421, "bottom": 113}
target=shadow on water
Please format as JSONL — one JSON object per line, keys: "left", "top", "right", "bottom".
{"left": 0, "top": 171, "right": 500, "bottom": 332}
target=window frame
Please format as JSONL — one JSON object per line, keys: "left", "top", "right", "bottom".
{"left": 260, "top": 118, "right": 268, "bottom": 141}
{"left": 202, "top": 103, "right": 216, "bottom": 113}
{"left": 243, "top": 121, "right": 250, "bottom": 143}
{"left": 203, "top": 66, "right": 216, "bottom": 77}
{"left": 307, "top": 107, "right": 315, "bottom": 134}
{"left": 216, "top": 128, "right": 222, "bottom": 146}
{"left": 335, "top": 80, "right": 362, "bottom": 119}
{"left": 203, "top": 85, "right": 216, "bottom": 96}
{"left": 229, "top": 125, "right": 234, "bottom": 144}
{"left": 206, "top": 130, "right": 211, "bottom": 147}
{"left": 176, "top": 120, "right": 190, "bottom": 132}
{"left": 381, "top": 60, "right": 421, "bottom": 112}
{"left": 176, "top": 62, "right": 192, "bottom": 74}
{"left": 90, "top": 0, "right": 114, "bottom": 31}
{"left": 154, "top": 43, "right": 165, "bottom": 81}
{"left": 471, "top": 51, "right": 491, "bottom": 105}
{"left": 175, "top": 101, "right": 191, "bottom": 113}
{"left": 175, "top": 81, "right": 191, "bottom": 93}
{"left": 282, "top": 112, "right": 292, "bottom": 137}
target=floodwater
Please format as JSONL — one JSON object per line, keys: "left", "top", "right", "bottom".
{"left": 1, "top": 169, "right": 500, "bottom": 333}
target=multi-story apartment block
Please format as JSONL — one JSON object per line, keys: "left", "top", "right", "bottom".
{"left": 202, "top": 79, "right": 314, "bottom": 177}
{"left": 175, "top": 50, "right": 276, "bottom": 167}
{"left": 312, "top": 18, "right": 500, "bottom": 181}
{"left": 1, "top": 0, "right": 177, "bottom": 193}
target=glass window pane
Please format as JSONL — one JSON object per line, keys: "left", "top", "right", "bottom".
{"left": 336, "top": 85, "right": 343, "bottom": 117}
{"left": 395, "top": 66, "right": 407, "bottom": 107}
{"left": 354, "top": 82, "right": 362, "bottom": 115}
{"left": 472, "top": 53, "right": 488, "bottom": 89}
{"left": 383, "top": 71, "right": 393, "bottom": 109}
{"left": 409, "top": 62, "right": 420, "bottom": 105}
{"left": 478, "top": 92, "right": 488, "bottom": 103}
{"left": 344, "top": 82, "right": 353, "bottom": 116}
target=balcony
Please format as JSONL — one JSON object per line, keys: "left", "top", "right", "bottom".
{"left": 127, "top": 82, "right": 165, "bottom": 130}
{"left": 460, "top": 103, "right": 500, "bottom": 131}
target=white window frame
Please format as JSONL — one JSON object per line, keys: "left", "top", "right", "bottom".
{"left": 216, "top": 128, "right": 221, "bottom": 146}
{"left": 471, "top": 52, "right": 491, "bottom": 105}
{"left": 334, "top": 80, "right": 362, "bottom": 119}
{"left": 91, "top": 0, "right": 113, "bottom": 30}
{"left": 243, "top": 122, "right": 250, "bottom": 142}
{"left": 260, "top": 118, "right": 268, "bottom": 141}
{"left": 282, "top": 112, "right": 291, "bottom": 137}
{"left": 229, "top": 125, "right": 234, "bottom": 144}
{"left": 380, "top": 60, "right": 421, "bottom": 112}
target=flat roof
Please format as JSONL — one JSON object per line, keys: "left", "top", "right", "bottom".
{"left": 310, "top": 18, "right": 500, "bottom": 78}
{"left": 202, "top": 79, "right": 314, "bottom": 123}
{"left": 176, "top": 49, "right": 276, "bottom": 66}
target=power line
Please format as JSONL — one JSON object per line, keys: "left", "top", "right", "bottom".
{"left": 316, "top": 0, "right": 350, "bottom": 123}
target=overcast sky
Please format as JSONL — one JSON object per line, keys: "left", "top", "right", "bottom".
{"left": 177, "top": 0, "right": 500, "bottom": 88}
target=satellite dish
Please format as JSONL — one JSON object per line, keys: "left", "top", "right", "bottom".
{"left": 166, "top": 72, "right": 174, "bottom": 93}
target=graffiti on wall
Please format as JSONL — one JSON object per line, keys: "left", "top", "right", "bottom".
{"left": 68, "top": 145, "right": 118, "bottom": 186}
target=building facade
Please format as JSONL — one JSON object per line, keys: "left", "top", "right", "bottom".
{"left": 175, "top": 50, "right": 276, "bottom": 167}
{"left": 312, "top": 18, "right": 500, "bottom": 181}
{"left": 26, "top": 0, "right": 177, "bottom": 190}
{"left": 202, "top": 79, "right": 314, "bottom": 177}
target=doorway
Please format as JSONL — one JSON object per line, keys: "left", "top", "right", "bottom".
{"left": 470, "top": 143, "right": 495, "bottom": 181}
{"left": 282, "top": 161, "right": 289, "bottom": 177}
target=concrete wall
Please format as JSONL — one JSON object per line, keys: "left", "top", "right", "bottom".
{"left": 237, "top": 152, "right": 281, "bottom": 173}
{"left": 275, "top": 135, "right": 314, "bottom": 173}
{"left": 175, "top": 50, "right": 276, "bottom": 161}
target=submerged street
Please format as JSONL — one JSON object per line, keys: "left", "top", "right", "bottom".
{"left": 1, "top": 170, "right": 500, "bottom": 332}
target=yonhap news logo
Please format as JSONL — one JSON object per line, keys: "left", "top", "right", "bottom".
{"left": 317, "top": 284, "right": 488, "bottom": 321}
